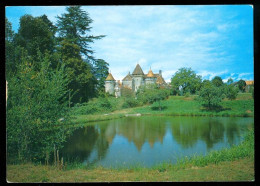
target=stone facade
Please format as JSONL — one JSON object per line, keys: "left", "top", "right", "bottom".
{"left": 105, "top": 64, "right": 167, "bottom": 97}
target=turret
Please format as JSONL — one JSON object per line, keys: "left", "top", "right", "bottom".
{"left": 145, "top": 67, "right": 156, "bottom": 85}
{"left": 105, "top": 72, "right": 116, "bottom": 95}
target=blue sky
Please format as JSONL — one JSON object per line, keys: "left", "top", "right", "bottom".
{"left": 6, "top": 5, "right": 253, "bottom": 82}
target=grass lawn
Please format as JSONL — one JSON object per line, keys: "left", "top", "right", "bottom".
{"left": 70, "top": 93, "right": 253, "bottom": 125}
{"left": 6, "top": 157, "right": 254, "bottom": 182}
{"left": 133, "top": 93, "right": 254, "bottom": 117}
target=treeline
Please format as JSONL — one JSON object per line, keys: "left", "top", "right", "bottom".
{"left": 170, "top": 67, "right": 253, "bottom": 109}
{"left": 6, "top": 6, "right": 108, "bottom": 163}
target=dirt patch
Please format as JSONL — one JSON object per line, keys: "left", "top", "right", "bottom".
{"left": 246, "top": 110, "right": 252, "bottom": 113}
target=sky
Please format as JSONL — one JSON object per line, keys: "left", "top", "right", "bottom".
{"left": 5, "top": 5, "right": 254, "bottom": 82}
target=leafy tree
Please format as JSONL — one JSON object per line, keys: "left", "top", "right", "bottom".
{"left": 14, "top": 15, "right": 56, "bottom": 61}
{"left": 171, "top": 67, "right": 202, "bottom": 95}
{"left": 5, "top": 17, "right": 15, "bottom": 79}
{"left": 211, "top": 76, "right": 223, "bottom": 87}
{"left": 93, "top": 59, "right": 109, "bottom": 93}
{"left": 6, "top": 53, "right": 71, "bottom": 162}
{"left": 56, "top": 6, "right": 105, "bottom": 61}
{"left": 227, "top": 78, "right": 234, "bottom": 85}
{"left": 224, "top": 84, "right": 239, "bottom": 100}
{"left": 198, "top": 80, "right": 224, "bottom": 109}
{"left": 237, "top": 79, "right": 246, "bottom": 92}
{"left": 59, "top": 39, "right": 95, "bottom": 103}
{"left": 136, "top": 84, "right": 170, "bottom": 110}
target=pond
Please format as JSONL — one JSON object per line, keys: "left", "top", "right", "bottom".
{"left": 60, "top": 116, "right": 254, "bottom": 168}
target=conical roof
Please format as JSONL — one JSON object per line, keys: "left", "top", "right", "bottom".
{"left": 122, "top": 72, "right": 132, "bottom": 81}
{"left": 105, "top": 73, "right": 116, "bottom": 81}
{"left": 147, "top": 68, "right": 155, "bottom": 77}
{"left": 132, "top": 64, "right": 144, "bottom": 75}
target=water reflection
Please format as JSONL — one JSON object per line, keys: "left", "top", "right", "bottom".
{"left": 61, "top": 116, "right": 253, "bottom": 167}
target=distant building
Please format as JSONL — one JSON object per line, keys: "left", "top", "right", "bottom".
{"left": 245, "top": 80, "right": 254, "bottom": 92}
{"left": 105, "top": 64, "right": 167, "bottom": 97}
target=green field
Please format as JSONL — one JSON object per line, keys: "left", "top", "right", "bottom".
{"left": 71, "top": 93, "right": 254, "bottom": 125}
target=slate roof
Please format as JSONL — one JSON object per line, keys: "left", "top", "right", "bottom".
{"left": 132, "top": 64, "right": 144, "bottom": 75}
{"left": 105, "top": 73, "right": 116, "bottom": 81}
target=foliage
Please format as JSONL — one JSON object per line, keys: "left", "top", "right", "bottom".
{"left": 171, "top": 67, "right": 202, "bottom": 95}
{"left": 71, "top": 97, "right": 115, "bottom": 115}
{"left": 93, "top": 59, "right": 109, "bottom": 93}
{"left": 227, "top": 78, "right": 234, "bottom": 85}
{"left": 136, "top": 84, "right": 170, "bottom": 110}
{"left": 237, "top": 79, "right": 246, "bottom": 92}
{"left": 5, "top": 17, "right": 16, "bottom": 78}
{"left": 224, "top": 84, "right": 239, "bottom": 100}
{"left": 122, "top": 98, "right": 140, "bottom": 108}
{"left": 59, "top": 39, "right": 96, "bottom": 103}
{"left": 211, "top": 76, "right": 223, "bottom": 87}
{"left": 56, "top": 6, "right": 105, "bottom": 60}
{"left": 197, "top": 80, "right": 225, "bottom": 109}
{"left": 121, "top": 86, "right": 135, "bottom": 98}
{"left": 14, "top": 15, "right": 56, "bottom": 62}
{"left": 6, "top": 53, "right": 71, "bottom": 163}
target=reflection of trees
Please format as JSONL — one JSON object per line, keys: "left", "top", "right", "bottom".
{"left": 171, "top": 117, "right": 225, "bottom": 150}
{"left": 61, "top": 125, "right": 110, "bottom": 163}
{"left": 105, "top": 117, "right": 167, "bottom": 151}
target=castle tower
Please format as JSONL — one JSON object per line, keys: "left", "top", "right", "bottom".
{"left": 132, "top": 64, "right": 145, "bottom": 92}
{"left": 145, "top": 68, "right": 156, "bottom": 85}
{"left": 115, "top": 80, "right": 122, "bottom": 98}
{"left": 105, "top": 72, "right": 116, "bottom": 95}
{"left": 122, "top": 72, "right": 133, "bottom": 89}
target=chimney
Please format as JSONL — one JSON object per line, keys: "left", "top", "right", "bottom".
{"left": 159, "top": 70, "right": 162, "bottom": 76}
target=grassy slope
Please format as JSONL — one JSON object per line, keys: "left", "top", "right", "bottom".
{"left": 133, "top": 93, "right": 254, "bottom": 117}
{"left": 71, "top": 93, "right": 254, "bottom": 125}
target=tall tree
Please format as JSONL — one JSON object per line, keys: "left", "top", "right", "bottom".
{"left": 14, "top": 15, "right": 56, "bottom": 60}
{"left": 171, "top": 67, "right": 202, "bottom": 95}
{"left": 59, "top": 39, "right": 95, "bottom": 103}
{"left": 56, "top": 6, "right": 105, "bottom": 61}
{"left": 5, "top": 17, "right": 15, "bottom": 79}
{"left": 237, "top": 79, "right": 246, "bottom": 92}
{"left": 94, "top": 59, "right": 109, "bottom": 93}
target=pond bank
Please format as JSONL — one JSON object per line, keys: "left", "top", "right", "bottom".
{"left": 70, "top": 94, "right": 254, "bottom": 125}
{"left": 7, "top": 129, "right": 254, "bottom": 182}
{"left": 6, "top": 157, "right": 254, "bottom": 182}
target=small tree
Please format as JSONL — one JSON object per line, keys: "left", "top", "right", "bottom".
{"left": 198, "top": 81, "right": 224, "bottom": 109}
{"left": 211, "top": 76, "right": 223, "bottom": 87}
{"left": 227, "top": 78, "right": 234, "bottom": 85}
{"left": 237, "top": 79, "right": 246, "bottom": 92}
{"left": 224, "top": 84, "right": 239, "bottom": 100}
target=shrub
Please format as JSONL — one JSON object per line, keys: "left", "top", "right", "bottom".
{"left": 7, "top": 55, "right": 71, "bottom": 163}
{"left": 122, "top": 98, "right": 140, "bottom": 108}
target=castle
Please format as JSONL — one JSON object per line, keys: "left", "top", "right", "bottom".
{"left": 105, "top": 64, "right": 167, "bottom": 97}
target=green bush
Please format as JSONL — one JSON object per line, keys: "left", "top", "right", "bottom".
{"left": 122, "top": 98, "right": 140, "bottom": 108}
{"left": 7, "top": 55, "right": 72, "bottom": 163}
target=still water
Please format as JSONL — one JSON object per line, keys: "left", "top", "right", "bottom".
{"left": 60, "top": 116, "right": 253, "bottom": 168}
